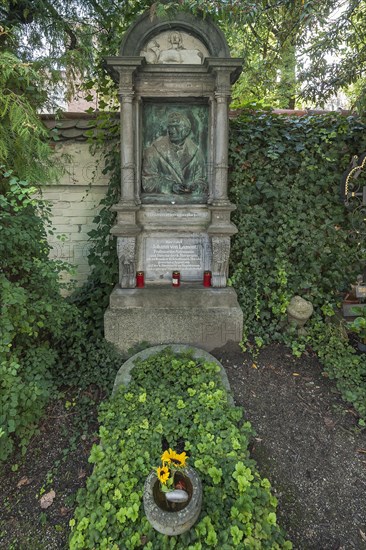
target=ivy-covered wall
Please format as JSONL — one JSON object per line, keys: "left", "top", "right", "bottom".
{"left": 229, "top": 113, "right": 366, "bottom": 342}
{"left": 42, "top": 113, "right": 366, "bottom": 311}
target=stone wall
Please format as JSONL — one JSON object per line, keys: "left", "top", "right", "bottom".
{"left": 43, "top": 140, "right": 109, "bottom": 288}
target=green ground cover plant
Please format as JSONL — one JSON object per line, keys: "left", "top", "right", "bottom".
{"left": 69, "top": 348, "right": 292, "bottom": 549}
{"left": 309, "top": 319, "right": 366, "bottom": 419}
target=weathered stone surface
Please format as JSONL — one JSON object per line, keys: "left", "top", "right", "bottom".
{"left": 287, "top": 295, "right": 314, "bottom": 327}
{"left": 104, "top": 8, "right": 243, "bottom": 347}
{"left": 138, "top": 204, "right": 210, "bottom": 226}
{"left": 105, "top": 286, "right": 243, "bottom": 354}
{"left": 140, "top": 30, "right": 209, "bottom": 65}
{"left": 119, "top": 11, "right": 231, "bottom": 58}
{"left": 143, "top": 467, "right": 202, "bottom": 536}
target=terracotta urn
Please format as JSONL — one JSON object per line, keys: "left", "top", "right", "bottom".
{"left": 143, "top": 467, "right": 202, "bottom": 536}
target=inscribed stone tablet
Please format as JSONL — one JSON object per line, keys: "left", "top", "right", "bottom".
{"left": 144, "top": 235, "right": 211, "bottom": 282}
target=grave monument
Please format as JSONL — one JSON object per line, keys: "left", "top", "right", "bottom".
{"left": 104, "top": 8, "right": 243, "bottom": 352}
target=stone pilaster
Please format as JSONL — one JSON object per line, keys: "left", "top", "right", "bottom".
{"left": 104, "top": 58, "right": 144, "bottom": 288}
{"left": 208, "top": 200, "right": 237, "bottom": 288}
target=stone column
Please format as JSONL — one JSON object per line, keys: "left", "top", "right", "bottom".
{"left": 134, "top": 95, "right": 142, "bottom": 204}
{"left": 206, "top": 63, "right": 240, "bottom": 287}
{"left": 119, "top": 69, "right": 136, "bottom": 205}
{"left": 212, "top": 67, "right": 231, "bottom": 205}
{"left": 213, "top": 91, "right": 230, "bottom": 203}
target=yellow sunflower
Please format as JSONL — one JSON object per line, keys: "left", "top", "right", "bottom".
{"left": 161, "top": 448, "right": 188, "bottom": 468}
{"left": 156, "top": 465, "right": 170, "bottom": 484}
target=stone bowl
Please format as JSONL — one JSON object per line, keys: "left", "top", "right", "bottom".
{"left": 143, "top": 466, "right": 202, "bottom": 536}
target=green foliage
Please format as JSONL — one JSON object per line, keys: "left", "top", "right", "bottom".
{"left": 347, "top": 307, "right": 366, "bottom": 344}
{"left": 69, "top": 349, "right": 292, "bottom": 549}
{"left": 0, "top": 169, "right": 70, "bottom": 459}
{"left": 0, "top": 51, "right": 59, "bottom": 188}
{"left": 299, "top": 0, "right": 366, "bottom": 110}
{"left": 0, "top": 35, "right": 123, "bottom": 462}
{"left": 229, "top": 113, "right": 366, "bottom": 345}
{"left": 309, "top": 318, "right": 366, "bottom": 419}
{"left": 51, "top": 307, "right": 122, "bottom": 391}
{"left": 0, "top": 346, "right": 55, "bottom": 460}
{"left": 225, "top": 1, "right": 325, "bottom": 109}
{"left": 4, "top": 1, "right": 365, "bottom": 110}
{"left": 0, "top": 171, "right": 71, "bottom": 347}
{"left": 0, "top": 43, "right": 71, "bottom": 461}
{"left": 228, "top": 112, "right": 366, "bottom": 417}
{"left": 0, "top": 167, "right": 121, "bottom": 460}
{"left": 68, "top": 120, "right": 120, "bottom": 338}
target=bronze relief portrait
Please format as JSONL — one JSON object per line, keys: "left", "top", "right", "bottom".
{"left": 141, "top": 104, "right": 209, "bottom": 203}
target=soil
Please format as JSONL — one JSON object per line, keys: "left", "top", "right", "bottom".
{"left": 0, "top": 342, "right": 366, "bottom": 550}
{"left": 212, "top": 342, "right": 366, "bottom": 550}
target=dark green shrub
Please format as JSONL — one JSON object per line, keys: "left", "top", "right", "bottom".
{"left": 0, "top": 346, "right": 56, "bottom": 460}
{"left": 51, "top": 308, "right": 122, "bottom": 391}
{"left": 0, "top": 171, "right": 72, "bottom": 459}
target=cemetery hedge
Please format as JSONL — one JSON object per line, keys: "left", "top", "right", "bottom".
{"left": 229, "top": 112, "right": 366, "bottom": 340}
{"left": 2, "top": 112, "right": 366, "bottom": 465}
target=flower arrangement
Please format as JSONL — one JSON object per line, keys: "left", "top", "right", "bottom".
{"left": 156, "top": 448, "right": 188, "bottom": 493}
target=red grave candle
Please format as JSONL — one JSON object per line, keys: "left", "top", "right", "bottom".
{"left": 172, "top": 271, "right": 181, "bottom": 287}
{"left": 136, "top": 271, "right": 145, "bottom": 288}
{"left": 203, "top": 271, "right": 212, "bottom": 287}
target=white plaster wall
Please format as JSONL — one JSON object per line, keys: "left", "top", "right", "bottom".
{"left": 42, "top": 142, "right": 110, "bottom": 288}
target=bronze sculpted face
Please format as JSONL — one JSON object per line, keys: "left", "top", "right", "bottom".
{"left": 141, "top": 108, "right": 208, "bottom": 201}
{"left": 167, "top": 112, "right": 191, "bottom": 145}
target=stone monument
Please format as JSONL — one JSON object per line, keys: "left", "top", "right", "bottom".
{"left": 104, "top": 9, "right": 243, "bottom": 352}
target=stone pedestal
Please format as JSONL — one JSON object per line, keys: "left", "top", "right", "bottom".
{"left": 104, "top": 285, "right": 243, "bottom": 352}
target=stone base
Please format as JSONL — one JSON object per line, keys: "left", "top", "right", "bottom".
{"left": 104, "top": 284, "right": 243, "bottom": 353}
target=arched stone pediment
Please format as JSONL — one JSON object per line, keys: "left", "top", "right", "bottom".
{"left": 119, "top": 10, "right": 231, "bottom": 60}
